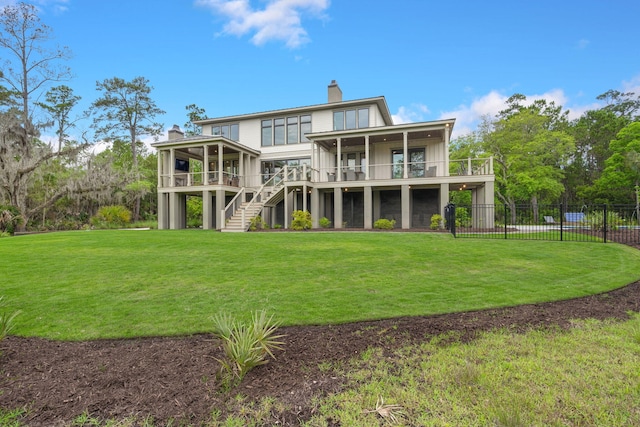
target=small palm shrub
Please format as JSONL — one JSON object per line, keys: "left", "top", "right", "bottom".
{"left": 373, "top": 218, "right": 396, "bottom": 230}
{"left": 212, "top": 310, "right": 285, "bottom": 388}
{"left": 319, "top": 216, "right": 332, "bottom": 228}
{"left": 90, "top": 205, "right": 132, "bottom": 228}
{"left": 430, "top": 214, "right": 444, "bottom": 230}
{"left": 0, "top": 297, "right": 20, "bottom": 342}
{"left": 291, "top": 210, "right": 312, "bottom": 230}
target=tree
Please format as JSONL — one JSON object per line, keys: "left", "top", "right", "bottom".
{"left": 0, "top": 2, "right": 71, "bottom": 134}
{"left": 591, "top": 122, "right": 640, "bottom": 204}
{"left": 0, "top": 4, "right": 122, "bottom": 230}
{"left": 184, "top": 104, "right": 206, "bottom": 136}
{"left": 91, "top": 76, "right": 165, "bottom": 220}
{"left": 36, "top": 85, "right": 82, "bottom": 152}
{"left": 483, "top": 96, "right": 574, "bottom": 222}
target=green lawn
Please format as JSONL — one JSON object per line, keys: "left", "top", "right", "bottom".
{"left": 1, "top": 230, "right": 639, "bottom": 340}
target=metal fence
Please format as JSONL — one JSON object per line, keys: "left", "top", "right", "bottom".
{"left": 448, "top": 204, "right": 640, "bottom": 244}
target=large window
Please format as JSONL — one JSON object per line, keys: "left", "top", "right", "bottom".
{"left": 261, "top": 114, "right": 313, "bottom": 146}
{"left": 212, "top": 123, "right": 239, "bottom": 141}
{"left": 333, "top": 108, "right": 369, "bottom": 130}
{"left": 261, "top": 120, "right": 272, "bottom": 147}
{"left": 261, "top": 158, "right": 311, "bottom": 183}
{"left": 391, "top": 148, "right": 425, "bottom": 178}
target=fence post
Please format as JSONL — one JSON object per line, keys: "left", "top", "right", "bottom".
{"left": 445, "top": 203, "right": 456, "bottom": 237}
{"left": 504, "top": 204, "right": 508, "bottom": 240}
{"left": 560, "top": 203, "right": 564, "bottom": 242}
{"left": 603, "top": 204, "right": 608, "bottom": 243}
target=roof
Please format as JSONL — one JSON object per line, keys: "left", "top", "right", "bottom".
{"left": 193, "top": 96, "right": 393, "bottom": 127}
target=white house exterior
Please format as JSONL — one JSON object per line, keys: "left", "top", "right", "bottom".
{"left": 152, "top": 81, "right": 495, "bottom": 231}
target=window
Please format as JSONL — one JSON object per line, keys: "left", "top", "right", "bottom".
{"left": 287, "top": 117, "right": 298, "bottom": 144}
{"left": 358, "top": 108, "right": 369, "bottom": 128}
{"left": 300, "top": 115, "right": 311, "bottom": 142}
{"left": 391, "top": 148, "right": 425, "bottom": 178}
{"left": 261, "top": 115, "right": 313, "bottom": 146}
{"left": 333, "top": 108, "right": 369, "bottom": 130}
{"left": 261, "top": 120, "right": 272, "bottom": 146}
{"left": 333, "top": 111, "right": 344, "bottom": 131}
{"left": 261, "top": 158, "right": 311, "bottom": 183}
{"left": 212, "top": 123, "right": 240, "bottom": 141}
{"left": 274, "top": 118, "right": 285, "bottom": 145}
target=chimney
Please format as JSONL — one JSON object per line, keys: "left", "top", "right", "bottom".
{"left": 328, "top": 80, "right": 342, "bottom": 103}
{"left": 168, "top": 124, "right": 184, "bottom": 140}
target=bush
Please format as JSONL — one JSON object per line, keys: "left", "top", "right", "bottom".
{"left": 291, "top": 210, "right": 312, "bottom": 230}
{"left": 374, "top": 218, "right": 396, "bottom": 230}
{"left": 0, "top": 297, "right": 20, "bottom": 342}
{"left": 319, "top": 217, "right": 332, "bottom": 228}
{"left": 586, "top": 210, "right": 622, "bottom": 231}
{"left": 430, "top": 214, "right": 444, "bottom": 230}
{"left": 212, "top": 311, "right": 284, "bottom": 388}
{"left": 90, "top": 205, "right": 132, "bottom": 229}
{"left": 249, "top": 215, "right": 267, "bottom": 231}
{"left": 0, "top": 205, "right": 21, "bottom": 235}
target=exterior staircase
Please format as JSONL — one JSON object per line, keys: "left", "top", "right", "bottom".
{"left": 222, "top": 201, "right": 265, "bottom": 232}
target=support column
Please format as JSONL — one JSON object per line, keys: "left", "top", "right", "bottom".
{"left": 311, "top": 187, "right": 319, "bottom": 228}
{"left": 364, "top": 186, "right": 373, "bottom": 229}
{"left": 239, "top": 152, "right": 244, "bottom": 187}
{"left": 284, "top": 185, "right": 289, "bottom": 229}
{"left": 336, "top": 137, "right": 342, "bottom": 182}
{"left": 158, "top": 192, "right": 167, "bottom": 229}
{"left": 203, "top": 145, "right": 209, "bottom": 184}
{"left": 401, "top": 184, "right": 410, "bottom": 229}
{"left": 440, "top": 183, "right": 449, "bottom": 217}
{"left": 217, "top": 143, "right": 224, "bottom": 185}
{"left": 203, "top": 190, "right": 212, "bottom": 230}
{"left": 215, "top": 189, "right": 225, "bottom": 229}
{"left": 444, "top": 123, "right": 451, "bottom": 176}
{"left": 157, "top": 150, "right": 163, "bottom": 187}
{"left": 170, "top": 149, "right": 176, "bottom": 187}
{"left": 364, "top": 135, "right": 370, "bottom": 180}
{"left": 334, "top": 189, "right": 343, "bottom": 228}
{"left": 403, "top": 132, "right": 408, "bottom": 179}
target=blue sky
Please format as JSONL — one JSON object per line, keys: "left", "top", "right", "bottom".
{"left": 3, "top": 0, "right": 640, "bottom": 144}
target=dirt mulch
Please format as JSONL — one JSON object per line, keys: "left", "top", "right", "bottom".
{"left": 1, "top": 240, "right": 640, "bottom": 426}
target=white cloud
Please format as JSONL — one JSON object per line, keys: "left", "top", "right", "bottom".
{"left": 438, "top": 89, "right": 574, "bottom": 138}
{"left": 195, "top": 0, "right": 330, "bottom": 48}
{"left": 622, "top": 74, "right": 640, "bottom": 94}
{"left": 392, "top": 103, "right": 430, "bottom": 124}
{"left": 576, "top": 38, "right": 590, "bottom": 49}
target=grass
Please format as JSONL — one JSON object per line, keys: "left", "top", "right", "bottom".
{"left": 303, "top": 314, "right": 640, "bottom": 426}
{"left": 0, "top": 230, "right": 639, "bottom": 340}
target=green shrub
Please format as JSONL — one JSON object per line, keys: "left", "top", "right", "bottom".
{"left": 0, "top": 205, "right": 21, "bottom": 235}
{"left": 430, "top": 214, "right": 444, "bottom": 230}
{"left": 374, "top": 218, "right": 396, "bottom": 230}
{"left": 585, "top": 210, "right": 622, "bottom": 231}
{"left": 455, "top": 207, "right": 471, "bottom": 228}
{"left": 212, "top": 311, "right": 285, "bottom": 388}
{"left": 291, "top": 210, "right": 312, "bottom": 230}
{"left": 0, "top": 297, "right": 20, "bottom": 342}
{"left": 319, "top": 217, "right": 332, "bottom": 228}
{"left": 249, "top": 215, "right": 267, "bottom": 231}
{"left": 90, "top": 205, "right": 132, "bottom": 228}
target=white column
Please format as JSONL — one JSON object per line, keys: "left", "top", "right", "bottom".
{"left": 364, "top": 135, "right": 370, "bottom": 180}
{"left": 401, "top": 184, "right": 410, "bottom": 229}
{"left": 364, "top": 186, "right": 372, "bottom": 229}
{"left": 203, "top": 145, "right": 209, "bottom": 184}
{"left": 403, "top": 131, "right": 408, "bottom": 179}
{"left": 170, "top": 148, "right": 176, "bottom": 187}
{"left": 444, "top": 124, "right": 451, "bottom": 177}
{"left": 157, "top": 150, "right": 163, "bottom": 187}
{"left": 336, "top": 137, "right": 342, "bottom": 182}
{"left": 218, "top": 143, "right": 224, "bottom": 185}
{"left": 239, "top": 152, "right": 244, "bottom": 187}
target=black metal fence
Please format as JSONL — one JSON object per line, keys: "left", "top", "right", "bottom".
{"left": 448, "top": 204, "right": 640, "bottom": 244}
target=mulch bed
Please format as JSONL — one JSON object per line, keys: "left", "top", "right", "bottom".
{"left": 1, "top": 239, "right": 639, "bottom": 426}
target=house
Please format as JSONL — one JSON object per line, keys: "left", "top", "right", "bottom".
{"left": 152, "top": 81, "right": 495, "bottom": 231}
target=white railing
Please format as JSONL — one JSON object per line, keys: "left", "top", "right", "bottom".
{"left": 221, "top": 166, "right": 296, "bottom": 230}
{"left": 450, "top": 157, "right": 494, "bottom": 176}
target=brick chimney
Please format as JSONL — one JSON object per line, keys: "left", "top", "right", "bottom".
{"left": 168, "top": 124, "right": 184, "bottom": 140}
{"left": 328, "top": 80, "right": 342, "bottom": 103}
